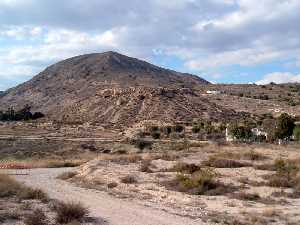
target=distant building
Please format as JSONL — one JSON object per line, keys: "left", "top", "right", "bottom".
{"left": 226, "top": 127, "right": 268, "bottom": 142}
{"left": 251, "top": 128, "right": 268, "bottom": 139}
{"left": 206, "top": 90, "right": 221, "bottom": 95}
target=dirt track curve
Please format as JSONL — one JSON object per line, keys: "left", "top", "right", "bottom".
{"left": 13, "top": 168, "right": 207, "bottom": 225}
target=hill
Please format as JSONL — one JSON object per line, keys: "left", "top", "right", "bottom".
{"left": 0, "top": 52, "right": 247, "bottom": 127}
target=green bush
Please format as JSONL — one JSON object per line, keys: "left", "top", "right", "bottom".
{"left": 293, "top": 125, "right": 300, "bottom": 141}
{"left": 172, "top": 168, "right": 233, "bottom": 195}
{"left": 275, "top": 113, "right": 295, "bottom": 140}
{"left": 0, "top": 105, "right": 44, "bottom": 121}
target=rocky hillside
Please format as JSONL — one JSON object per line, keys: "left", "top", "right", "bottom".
{"left": 0, "top": 51, "right": 247, "bottom": 127}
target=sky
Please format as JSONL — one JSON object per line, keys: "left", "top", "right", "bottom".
{"left": 0, "top": 0, "right": 300, "bottom": 91}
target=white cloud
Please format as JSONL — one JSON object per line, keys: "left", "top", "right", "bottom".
{"left": 256, "top": 72, "right": 300, "bottom": 85}
{"left": 0, "top": 25, "right": 43, "bottom": 40}
{"left": 185, "top": 48, "right": 284, "bottom": 70}
{"left": 0, "top": 0, "right": 300, "bottom": 88}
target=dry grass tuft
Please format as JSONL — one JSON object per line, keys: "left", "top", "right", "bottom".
{"left": 208, "top": 150, "right": 268, "bottom": 162}
{"left": 203, "top": 157, "right": 252, "bottom": 168}
{"left": 242, "top": 151, "right": 268, "bottom": 161}
{"left": 0, "top": 174, "right": 22, "bottom": 198}
{"left": 233, "top": 192, "right": 261, "bottom": 201}
{"left": 0, "top": 159, "right": 86, "bottom": 169}
{"left": 170, "top": 162, "right": 201, "bottom": 174}
{"left": 101, "top": 154, "right": 142, "bottom": 164}
{"left": 18, "top": 187, "right": 49, "bottom": 202}
{"left": 0, "top": 174, "right": 48, "bottom": 201}
{"left": 121, "top": 175, "right": 138, "bottom": 184}
{"left": 24, "top": 209, "right": 48, "bottom": 225}
{"left": 167, "top": 168, "right": 235, "bottom": 195}
{"left": 54, "top": 201, "right": 88, "bottom": 224}
{"left": 140, "top": 160, "right": 154, "bottom": 173}
{"left": 107, "top": 182, "right": 118, "bottom": 189}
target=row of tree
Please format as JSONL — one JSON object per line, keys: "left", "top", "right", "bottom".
{"left": 229, "top": 113, "right": 299, "bottom": 142}
{"left": 0, "top": 105, "right": 44, "bottom": 121}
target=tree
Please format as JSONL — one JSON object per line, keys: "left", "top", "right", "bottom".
{"left": 229, "top": 123, "right": 252, "bottom": 141}
{"left": 32, "top": 112, "right": 45, "bottom": 120}
{"left": 0, "top": 105, "right": 45, "bottom": 121}
{"left": 293, "top": 125, "right": 300, "bottom": 141}
{"left": 262, "top": 118, "right": 277, "bottom": 142}
{"left": 275, "top": 113, "right": 295, "bottom": 140}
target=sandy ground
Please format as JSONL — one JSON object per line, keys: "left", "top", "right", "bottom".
{"left": 13, "top": 168, "right": 208, "bottom": 225}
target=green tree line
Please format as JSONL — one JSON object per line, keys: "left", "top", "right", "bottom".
{"left": 0, "top": 105, "right": 44, "bottom": 121}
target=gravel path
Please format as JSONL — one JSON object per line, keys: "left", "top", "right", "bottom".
{"left": 14, "top": 168, "right": 207, "bottom": 225}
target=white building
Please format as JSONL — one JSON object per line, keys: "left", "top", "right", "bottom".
{"left": 206, "top": 90, "right": 221, "bottom": 95}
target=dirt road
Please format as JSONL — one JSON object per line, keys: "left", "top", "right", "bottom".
{"left": 14, "top": 168, "right": 207, "bottom": 225}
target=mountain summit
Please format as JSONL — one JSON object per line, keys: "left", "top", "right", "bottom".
{"left": 0, "top": 52, "right": 240, "bottom": 126}
{"left": 27, "top": 51, "right": 209, "bottom": 89}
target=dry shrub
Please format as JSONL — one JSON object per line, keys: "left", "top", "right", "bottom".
{"left": 159, "top": 152, "right": 179, "bottom": 161}
{"left": 108, "top": 154, "right": 142, "bottom": 164}
{"left": 24, "top": 209, "right": 48, "bottom": 225}
{"left": 268, "top": 175, "right": 292, "bottom": 188}
{"left": 0, "top": 210, "right": 20, "bottom": 222}
{"left": 263, "top": 159, "right": 300, "bottom": 194}
{"left": 234, "top": 192, "right": 261, "bottom": 201}
{"left": 255, "top": 163, "right": 276, "bottom": 171}
{"left": 18, "top": 187, "right": 49, "bottom": 202}
{"left": 209, "top": 150, "right": 267, "bottom": 162}
{"left": 0, "top": 174, "right": 21, "bottom": 198}
{"left": 256, "top": 158, "right": 299, "bottom": 171}
{"left": 144, "top": 152, "right": 179, "bottom": 161}
{"left": 45, "top": 160, "right": 83, "bottom": 168}
{"left": 170, "top": 162, "right": 201, "bottom": 174}
{"left": 242, "top": 151, "right": 268, "bottom": 161}
{"left": 168, "top": 168, "right": 234, "bottom": 195}
{"left": 54, "top": 201, "right": 88, "bottom": 224}
{"left": 140, "top": 160, "right": 154, "bottom": 173}
{"left": 0, "top": 174, "right": 48, "bottom": 201}
{"left": 107, "top": 182, "right": 118, "bottom": 189}
{"left": 57, "top": 171, "right": 77, "bottom": 180}
{"left": 203, "top": 157, "right": 252, "bottom": 168}
{"left": 121, "top": 175, "right": 138, "bottom": 184}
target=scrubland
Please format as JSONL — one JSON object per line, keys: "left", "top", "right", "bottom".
{"left": 60, "top": 142, "right": 300, "bottom": 225}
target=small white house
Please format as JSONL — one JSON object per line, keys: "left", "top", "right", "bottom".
{"left": 251, "top": 128, "right": 268, "bottom": 139}
{"left": 206, "top": 90, "right": 221, "bottom": 95}
{"left": 226, "top": 127, "right": 268, "bottom": 142}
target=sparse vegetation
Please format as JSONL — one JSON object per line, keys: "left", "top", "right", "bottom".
{"left": 24, "top": 209, "right": 48, "bottom": 225}
{"left": 140, "top": 159, "right": 154, "bottom": 173}
{"left": 0, "top": 105, "right": 44, "bottom": 121}
{"left": 275, "top": 113, "right": 295, "bottom": 140}
{"left": 265, "top": 159, "right": 299, "bottom": 190}
{"left": 170, "top": 162, "right": 201, "bottom": 174}
{"left": 203, "top": 156, "right": 252, "bottom": 168}
{"left": 0, "top": 174, "right": 48, "bottom": 201}
{"left": 167, "top": 168, "right": 234, "bottom": 195}
{"left": 109, "top": 154, "right": 142, "bottom": 164}
{"left": 293, "top": 125, "right": 300, "bottom": 141}
{"left": 132, "top": 138, "right": 153, "bottom": 150}
{"left": 121, "top": 175, "right": 138, "bottom": 184}
{"left": 54, "top": 201, "right": 88, "bottom": 224}
{"left": 234, "top": 192, "right": 261, "bottom": 201}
